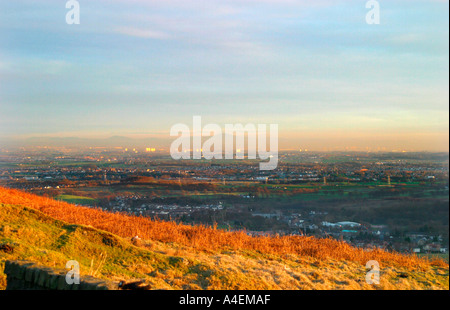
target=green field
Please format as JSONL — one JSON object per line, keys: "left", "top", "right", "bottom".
{"left": 53, "top": 179, "right": 448, "bottom": 206}
{"left": 55, "top": 195, "right": 98, "bottom": 206}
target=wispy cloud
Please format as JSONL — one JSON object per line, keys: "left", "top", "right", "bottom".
{"left": 115, "top": 26, "right": 171, "bottom": 39}
{"left": 0, "top": 0, "right": 448, "bottom": 151}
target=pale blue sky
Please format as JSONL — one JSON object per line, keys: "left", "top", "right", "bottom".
{"left": 0, "top": 0, "right": 448, "bottom": 151}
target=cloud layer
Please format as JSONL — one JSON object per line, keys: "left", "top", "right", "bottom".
{"left": 0, "top": 0, "right": 448, "bottom": 151}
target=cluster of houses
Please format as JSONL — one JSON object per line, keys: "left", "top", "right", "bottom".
{"left": 406, "top": 233, "right": 448, "bottom": 254}
{"left": 248, "top": 212, "right": 448, "bottom": 254}
{"left": 102, "top": 195, "right": 224, "bottom": 218}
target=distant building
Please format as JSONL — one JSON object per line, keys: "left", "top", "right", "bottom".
{"left": 322, "top": 221, "right": 341, "bottom": 228}
{"left": 424, "top": 243, "right": 441, "bottom": 253}
{"left": 336, "top": 221, "right": 361, "bottom": 228}
{"left": 252, "top": 213, "right": 278, "bottom": 219}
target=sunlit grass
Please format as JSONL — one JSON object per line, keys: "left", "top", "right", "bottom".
{"left": 1, "top": 187, "right": 446, "bottom": 270}
{"left": 0, "top": 186, "right": 448, "bottom": 290}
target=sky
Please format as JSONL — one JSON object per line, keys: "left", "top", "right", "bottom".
{"left": 0, "top": 0, "right": 448, "bottom": 151}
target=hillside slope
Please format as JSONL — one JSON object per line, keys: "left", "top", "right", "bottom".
{"left": 0, "top": 187, "right": 448, "bottom": 290}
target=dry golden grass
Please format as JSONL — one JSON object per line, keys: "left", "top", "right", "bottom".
{"left": 0, "top": 186, "right": 446, "bottom": 271}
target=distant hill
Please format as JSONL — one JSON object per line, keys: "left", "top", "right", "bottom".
{"left": 0, "top": 187, "right": 448, "bottom": 290}
{"left": 3, "top": 136, "right": 169, "bottom": 148}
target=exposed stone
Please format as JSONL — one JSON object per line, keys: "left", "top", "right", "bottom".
{"left": 57, "top": 274, "right": 71, "bottom": 290}
{"left": 47, "top": 273, "right": 62, "bottom": 290}
{"left": 24, "top": 266, "right": 38, "bottom": 283}
{"left": 0, "top": 244, "right": 14, "bottom": 253}
{"left": 119, "top": 280, "right": 152, "bottom": 290}
{"left": 3, "top": 260, "right": 118, "bottom": 290}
